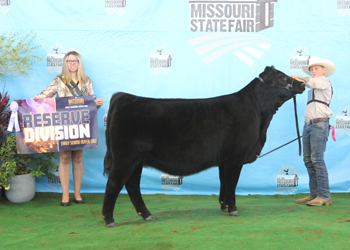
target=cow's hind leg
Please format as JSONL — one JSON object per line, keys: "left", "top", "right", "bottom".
{"left": 102, "top": 162, "right": 138, "bottom": 228}
{"left": 224, "top": 164, "right": 243, "bottom": 217}
{"left": 125, "top": 164, "right": 154, "bottom": 221}
{"left": 218, "top": 166, "right": 228, "bottom": 212}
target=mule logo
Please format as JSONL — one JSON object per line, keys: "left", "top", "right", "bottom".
{"left": 105, "top": 0, "right": 126, "bottom": 16}
{"left": 0, "top": 0, "right": 10, "bottom": 14}
{"left": 150, "top": 46, "right": 172, "bottom": 76}
{"left": 276, "top": 165, "right": 298, "bottom": 194}
{"left": 289, "top": 46, "right": 310, "bottom": 76}
{"left": 337, "top": 0, "right": 350, "bottom": 16}
{"left": 47, "top": 169, "right": 61, "bottom": 190}
{"left": 103, "top": 108, "right": 108, "bottom": 130}
{"left": 186, "top": 0, "right": 276, "bottom": 65}
{"left": 46, "top": 44, "right": 66, "bottom": 74}
{"left": 335, "top": 106, "right": 350, "bottom": 137}
{"left": 160, "top": 173, "right": 183, "bottom": 191}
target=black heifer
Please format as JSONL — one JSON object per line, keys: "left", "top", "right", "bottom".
{"left": 102, "top": 66, "right": 305, "bottom": 227}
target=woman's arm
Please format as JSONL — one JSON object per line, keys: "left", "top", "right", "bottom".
{"left": 33, "top": 78, "right": 58, "bottom": 99}
{"left": 86, "top": 78, "right": 103, "bottom": 110}
{"left": 95, "top": 98, "right": 103, "bottom": 110}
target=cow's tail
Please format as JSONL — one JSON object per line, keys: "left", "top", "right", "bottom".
{"left": 103, "top": 94, "right": 118, "bottom": 177}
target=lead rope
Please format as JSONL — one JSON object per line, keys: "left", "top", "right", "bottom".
{"left": 293, "top": 95, "right": 302, "bottom": 156}
{"left": 257, "top": 95, "right": 302, "bottom": 159}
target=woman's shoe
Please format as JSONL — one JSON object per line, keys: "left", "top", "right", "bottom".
{"left": 74, "top": 198, "right": 84, "bottom": 204}
{"left": 61, "top": 201, "right": 70, "bottom": 206}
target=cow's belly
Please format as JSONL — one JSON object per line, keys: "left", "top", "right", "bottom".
{"left": 144, "top": 151, "right": 219, "bottom": 176}
{"left": 144, "top": 160, "right": 217, "bottom": 176}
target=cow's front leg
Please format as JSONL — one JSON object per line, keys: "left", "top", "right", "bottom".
{"left": 102, "top": 165, "right": 134, "bottom": 228}
{"left": 224, "top": 164, "right": 243, "bottom": 216}
{"left": 125, "top": 165, "right": 154, "bottom": 221}
{"left": 218, "top": 166, "right": 228, "bottom": 212}
{"left": 102, "top": 178, "right": 123, "bottom": 227}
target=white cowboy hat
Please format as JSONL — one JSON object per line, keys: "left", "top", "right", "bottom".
{"left": 302, "top": 56, "right": 336, "bottom": 77}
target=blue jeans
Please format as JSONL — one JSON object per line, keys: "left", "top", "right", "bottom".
{"left": 302, "top": 121, "right": 330, "bottom": 199}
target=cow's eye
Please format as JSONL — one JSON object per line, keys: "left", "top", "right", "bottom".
{"left": 280, "top": 76, "right": 287, "bottom": 81}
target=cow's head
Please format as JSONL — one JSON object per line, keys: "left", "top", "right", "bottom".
{"left": 259, "top": 66, "right": 305, "bottom": 95}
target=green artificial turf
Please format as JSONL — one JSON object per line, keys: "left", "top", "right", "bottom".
{"left": 1, "top": 192, "right": 350, "bottom": 250}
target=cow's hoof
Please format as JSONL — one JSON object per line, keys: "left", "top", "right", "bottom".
{"left": 222, "top": 208, "right": 228, "bottom": 213}
{"left": 106, "top": 222, "right": 118, "bottom": 228}
{"left": 229, "top": 211, "right": 240, "bottom": 216}
{"left": 145, "top": 215, "right": 155, "bottom": 221}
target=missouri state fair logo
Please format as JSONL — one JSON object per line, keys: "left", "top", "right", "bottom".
{"left": 160, "top": 173, "right": 183, "bottom": 191}
{"left": 276, "top": 165, "right": 298, "bottom": 194}
{"left": 337, "top": 0, "right": 350, "bottom": 16}
{"left": 335, "top": 106, "right": 350, "bottom": 137}
{"left": 289, "top": 46, "right": 310, "bottom": 76}
{"left": 149, "top": 46, "right": 172, "bottom": 76}
{"left": 186, "top": 0, "right": 276, "bottom": 65}
{"left": 0, "top": 0, "right": 10, "bottom": 14}
{"left": 46, "top": 44, "right": 66, "bottom": 75}
{"left": 105, "top": 0, "right": 126, "bottom": 16}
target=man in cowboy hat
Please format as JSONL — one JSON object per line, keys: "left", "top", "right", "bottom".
{"left": 291, "top": 56, "right": 335, "bottom": 206}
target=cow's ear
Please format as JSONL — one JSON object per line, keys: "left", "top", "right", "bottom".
{"left": 260, "top": 66, "right": 275, "bottom": 84}
{"left": 265, "top": 66, "right": 276, "bottom": 72}
{"left": 264, "top": 66, "right": 276, "bottom": 75}
{"left": 264, "top": 66, "right": 271, "bottom": 72}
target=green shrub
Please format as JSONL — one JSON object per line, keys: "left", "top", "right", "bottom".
{"left": 0, "top": 135, "right": 58, "bottom": 190}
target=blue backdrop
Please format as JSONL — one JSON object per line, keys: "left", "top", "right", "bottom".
{"left": 1, "top": 0, "right": 349, "bottom": 196}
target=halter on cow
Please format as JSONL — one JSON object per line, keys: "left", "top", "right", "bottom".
{"left": 102, "top": 66, "right": 305, "bottom": 228}
{"left": 258, "top": 73, "right": 304, "bottom": 156}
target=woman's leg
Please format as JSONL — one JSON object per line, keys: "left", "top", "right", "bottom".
{"left": 59, "top": 151, "right": 72, "bottom": 203}
{"left": 72, "top": 150, "right": 84, "bottom": 201}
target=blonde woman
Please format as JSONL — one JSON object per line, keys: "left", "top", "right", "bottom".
{"left": 34, "top": 50, "right": 103, "bottom": 206}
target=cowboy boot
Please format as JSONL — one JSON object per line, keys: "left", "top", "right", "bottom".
{"left": 295, "top": 196, "right": 314, "bottom": 204}
{"left": 305, "top": 196, "right": 332, "bottom": 206}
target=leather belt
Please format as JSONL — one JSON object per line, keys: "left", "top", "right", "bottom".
{"left": 306, "top": 118, "right": 329, "bottom": 126}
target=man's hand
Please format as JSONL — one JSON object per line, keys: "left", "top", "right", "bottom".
{"left": 290, "top": 75, "right": 306, "bottom": 83}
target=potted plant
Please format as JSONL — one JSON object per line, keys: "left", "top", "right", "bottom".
{"left": 0, "top": 135, "right": 58, "bottom": 203}
{"left": 0, "top": 87, "right": 10, "bottom": 148}
{"left": 0, "top": 32, "right": 44, "bottom": 202}
{"left": 0, "top": 86, "right": 10, "bottom": 200}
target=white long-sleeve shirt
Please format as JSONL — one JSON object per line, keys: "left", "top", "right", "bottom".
{"left": 303, "top": 76, "right": 333, "bottom": 120}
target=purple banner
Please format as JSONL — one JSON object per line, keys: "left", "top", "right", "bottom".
{"left": 15, "top": 96, "right": 98, "bottom": 154}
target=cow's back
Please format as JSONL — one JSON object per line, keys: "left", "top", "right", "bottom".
{"left": 105, "top": 92, "right": 259, "bottom": 176}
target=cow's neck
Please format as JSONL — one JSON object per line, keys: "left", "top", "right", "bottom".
{"left": 243, "top": 80, "right": 277, "bottom": 119}
{"left": 254, "top": 79, "right": 289, "bottom": 116}
{"left": 240, "top": 81, "right": 263, "bottom": 116}
{"left": 247, "top": 79, "right": 288, "bottom": 151}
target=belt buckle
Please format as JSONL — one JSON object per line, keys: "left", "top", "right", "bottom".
{"left": 306, "top": 119, "right": 311, "bottom": 126}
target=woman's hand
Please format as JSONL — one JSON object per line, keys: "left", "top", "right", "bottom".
{"left": 95, "top": 98, "right": 103, "bottom": 108}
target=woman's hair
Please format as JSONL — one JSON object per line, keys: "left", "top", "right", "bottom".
{"left": 61, "top": 51, "right": 89, "bottom": 84}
